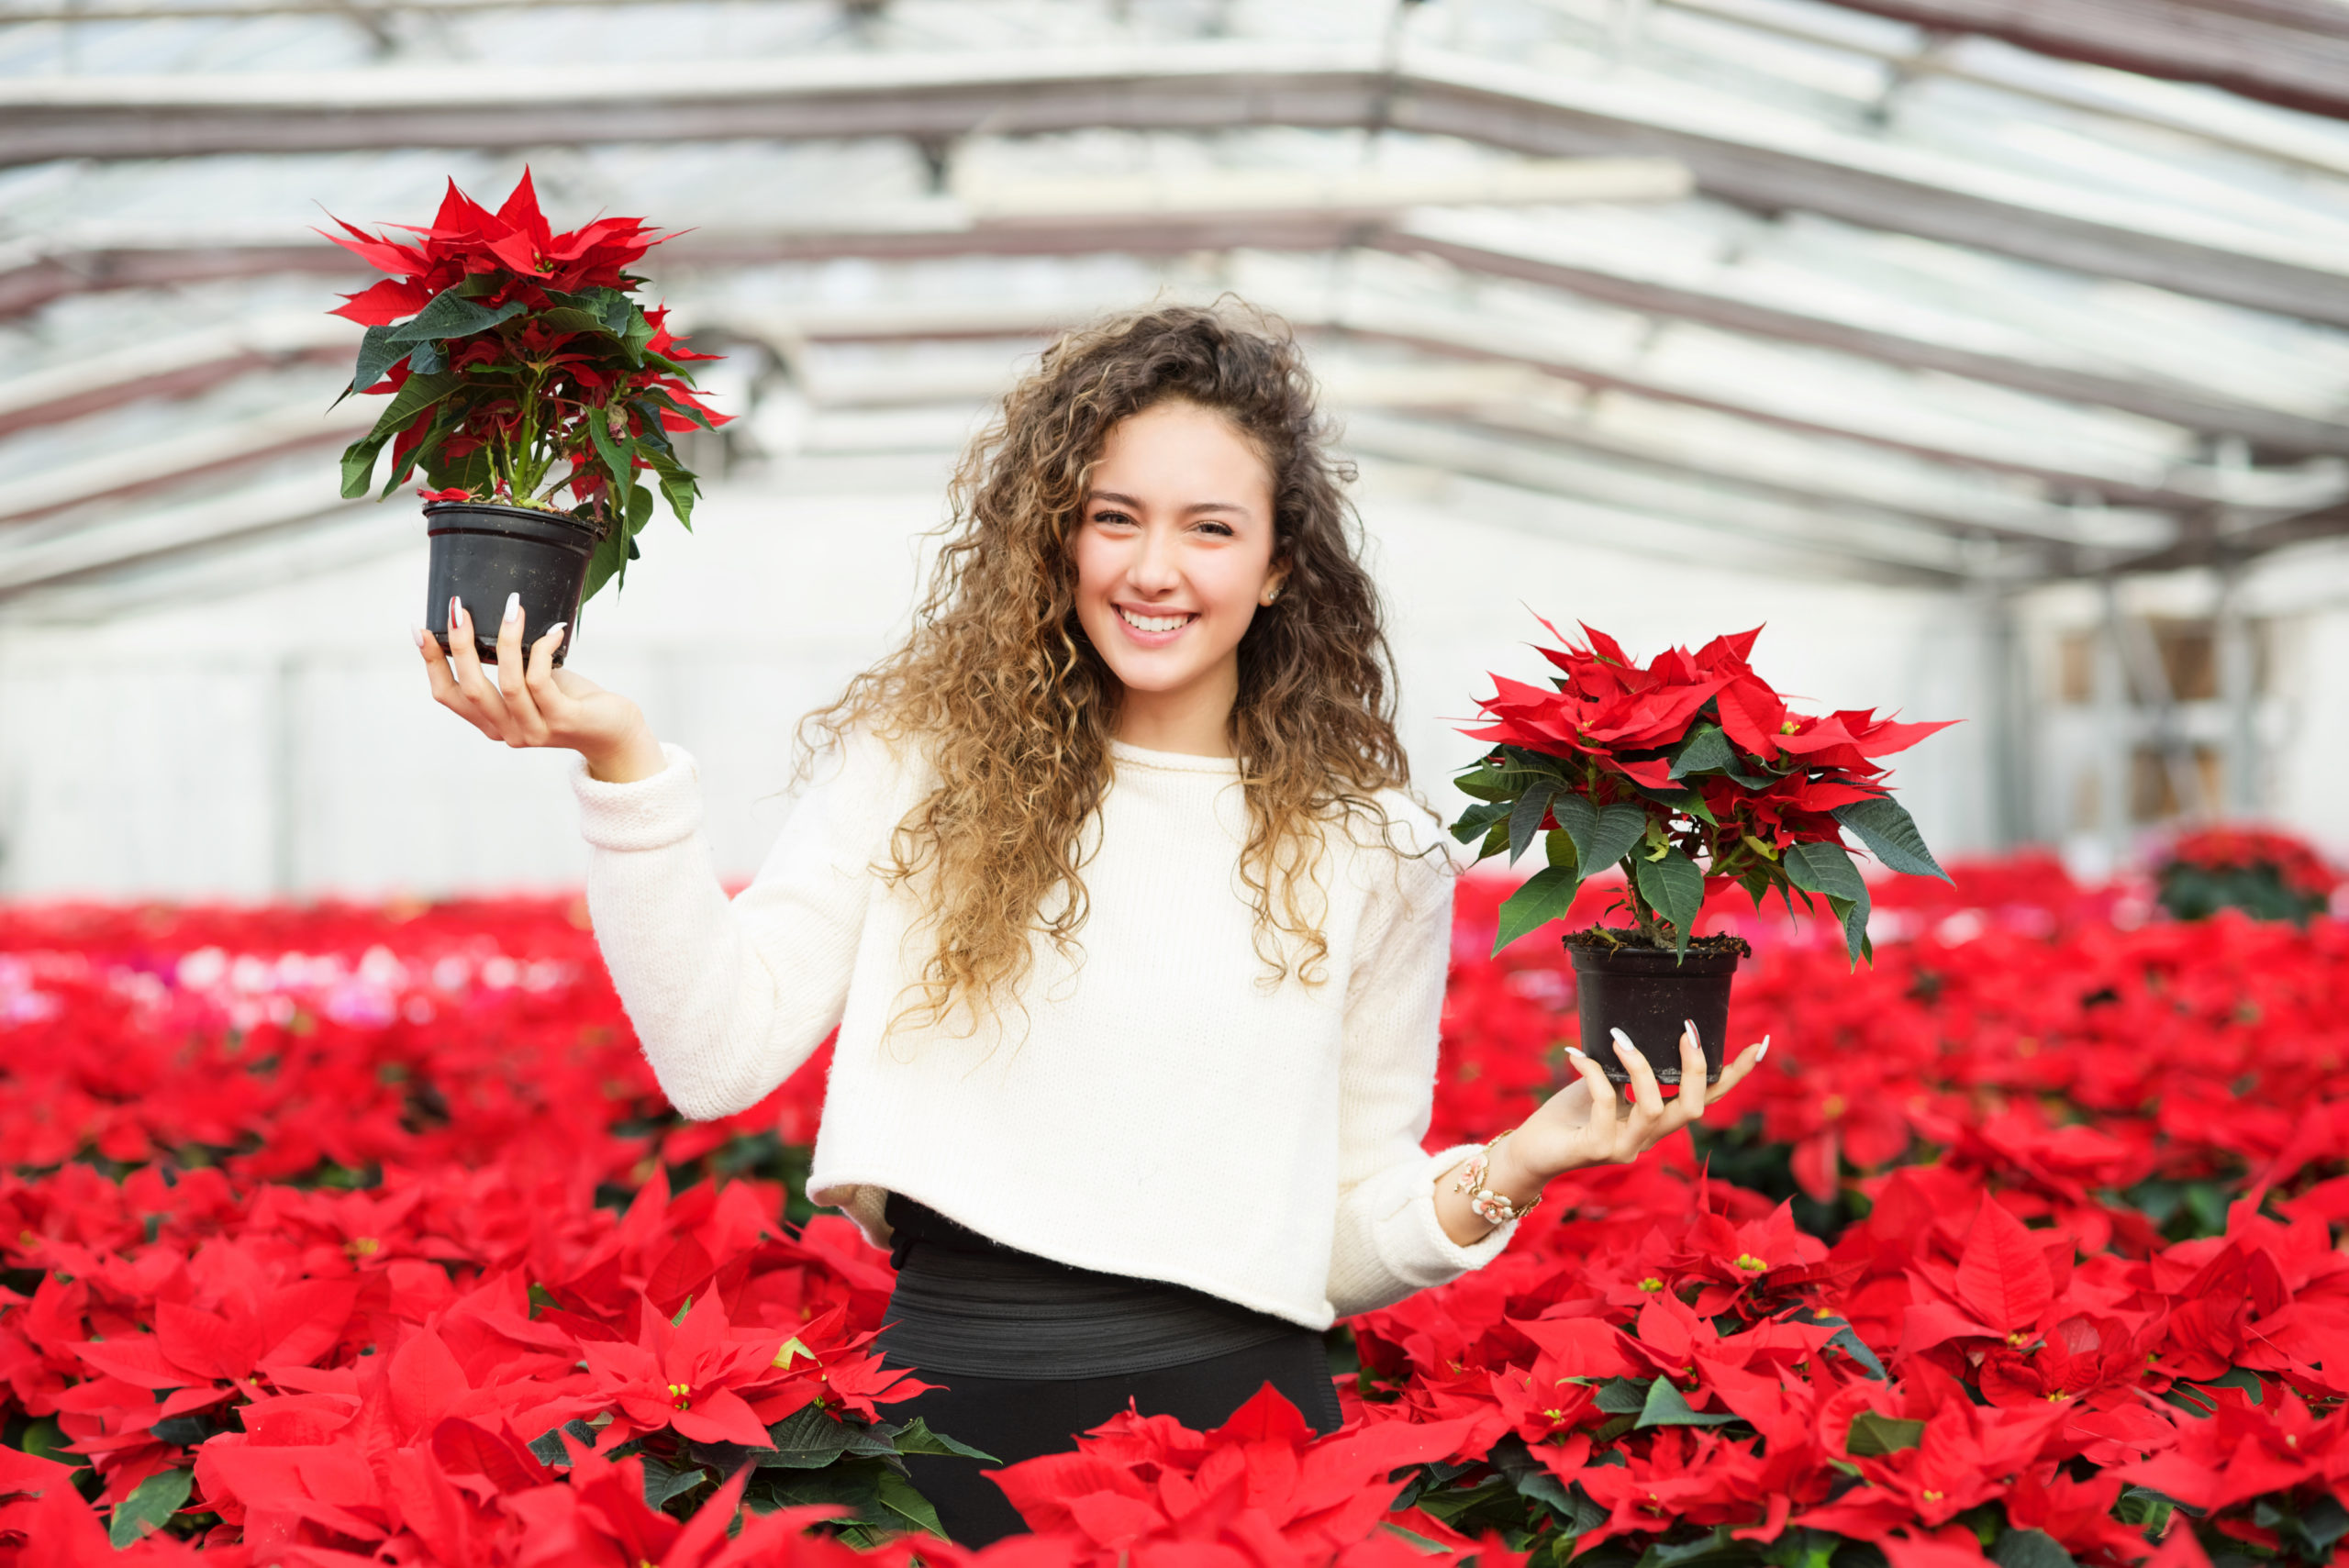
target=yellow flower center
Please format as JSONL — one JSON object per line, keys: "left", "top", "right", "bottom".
{"left": 1639, "top": 1277, "right": 1664, "bottom": 1293}
{"left": 345, "top": 1237, "right": 380, "bottom": 1257}
{"left": 1735, "top": 1253, "right": 1766, "bottom": 1273}
{"left": 2006, "top": 1331, "right": 2031, "bottom": 1347}
{"left": 668, "top": 1382, "right": 692, "bottom": 1409}
{"left": 1923, "top": 1490, "right": 1943, "bottom": 1502}
{"left": 1820, "top": 1095, "right": 1847, "bottom": 1120}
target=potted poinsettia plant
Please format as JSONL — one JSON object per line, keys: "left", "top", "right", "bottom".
{"left": 2154, "top": 825, "right": 2338, "bottom": 926}
{"left": 323, "top": 170, "right": 729, "bottom": 663}
{"left": 1452, "top": 620, "right": 1953, "bottom": 1089}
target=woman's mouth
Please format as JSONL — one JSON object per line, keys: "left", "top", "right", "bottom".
{"left": 1116, "top": 604, "right": 1197, "bottom": 641}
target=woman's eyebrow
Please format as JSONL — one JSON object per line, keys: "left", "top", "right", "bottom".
{"left": 1085, "top": 491, "right": 1248, "bottom": 516}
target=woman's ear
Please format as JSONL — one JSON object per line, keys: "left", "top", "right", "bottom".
{"left": 1259, "top": 560, "right": 1292, "bottom": 607}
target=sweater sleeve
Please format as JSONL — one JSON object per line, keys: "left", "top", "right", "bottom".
{"left": 1325, "top": 836, "right": 1518, "bottom": 1318}
{"left": 571, "top": 732, "right": 906, "bottom": 1121}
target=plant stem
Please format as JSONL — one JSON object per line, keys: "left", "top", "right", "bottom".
{"left": 1620, "top": 857, "right": 1664, "bottom": 946}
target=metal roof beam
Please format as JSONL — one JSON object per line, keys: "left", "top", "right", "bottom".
{"left": 0, "top": 243, "right": 349, "bottom": 317}
{"left": 752, "top": 312, "right": 2185, "bottom": 546}
{"left": 1343, "top": 429, "right": 1966, "bottom": 588}
{"left": 1382, "top": 209, "right": 2349, "bottom": 458}
{"left": 0, "top": 473, "right": 363, "bottom": 592}
{"left": 2100, "top": 499, "right": 2349, "bottom": 575}
{"left": 1277, "top": 290, "right": 2343, "bottom": 513}
{"left": 1340, "top": 410, "right": 1972, "bottom": 577}
{"left": 0, "top": 399, "right": 373, "bottom": 524}
{"left": 16, "top": 209, "right": 2340, "bottom": 466}
{"left": 5, "top": 268, "right": 2241, "bottom": 540}
{"left": 0, "top": 315, "right": 354, "bottom": 436}
{"left": 712, "top": 290, "right": 2332, "bottom": 532}
{"left": 9, "top": 43, "right": 2349, "bottom": 325}
{"left": 1821, "top": 0, "right": 2349, "bottom": 123}
{"left": 1657, "top": 0, "right": 2349, "bottom": 179}
{"left": 0, "top": 495, "right": 403, "bottom": 621}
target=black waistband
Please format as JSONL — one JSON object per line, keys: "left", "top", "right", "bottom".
{"left": 880, "top": 1193, "right": 1300, "bottom": 1380}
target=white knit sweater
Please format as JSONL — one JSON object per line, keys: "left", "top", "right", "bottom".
{"left": 569, "top": 731, "right": 1516, "bottom": 1329}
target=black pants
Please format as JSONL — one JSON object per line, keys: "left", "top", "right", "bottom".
{"left": 875, "top": 1196, "right": 1343, "bottom": 1546}
{"left": 884, "top": 1333, "right": 1343, "bottom": 1544}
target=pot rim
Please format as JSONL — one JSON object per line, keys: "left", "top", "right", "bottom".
{"left": 1563, "top": 936, "right": 1746, "bottom": 975}
{"left": 422, "top": 496, "right": 609, "bottom": 539}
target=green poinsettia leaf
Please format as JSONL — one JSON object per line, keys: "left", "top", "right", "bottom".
{"left": 1508, "top": 780, "right": 1558, "bottom": 865}
{"left": 1634, "top": 847, "right": 1706, "bottom": 959}
{"left": 1845, "top": 1409, "right": 1924, "bottom": 1456}
{"left": 1668, "top": 722, "right": 1733, "bottom": 780}
{"left": 886, "top": 1417, "right": 999, "bottom": 1463}
{"left": 385, "top": 285, "right": 527, "bottom": 344}
{"left": 1782, "top": 840, "right": 1865, "bottom": 903}
{"left": 1634, "top": 1380, "right": 1738, "bottom": 1429}
{"left": 657, "top": 469, "right": 698, "bottom": 532}
{"left": 639, "top": 1457, "right": 707, "bottom": 1509}
{"left": 1494, "top": 867, "right": 1577, "bottom": 956}
{"left": 1553, "top": 795, "right": 1650, "bottom": 880}
{"left": 1833, "top": 795, "right": 1948, "bottom": 882}
{"left": 106, "top": 1467, "right": 192, "bottom": 1549}
{"left": 1449, "top": 800, "right": 1509, "bottom": 850}
{"left": 757, "top": 1406, "right": 856, "bottom": 1469}
{"left": 345, "top": 324, "right": 408, "bottom": 399}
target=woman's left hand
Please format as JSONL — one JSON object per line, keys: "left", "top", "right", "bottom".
{"left": 1505, "top": 1022, "right": 1768, "bottom": 1184}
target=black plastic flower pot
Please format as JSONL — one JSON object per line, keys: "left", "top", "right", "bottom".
{"left": 1564, "top": 934, "right": 1749, "bottom": 1090}
{"left": 424, "top": 500, "right": 607, "bottom": 666}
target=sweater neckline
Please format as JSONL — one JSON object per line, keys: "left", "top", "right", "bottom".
{"left": 1108, "top": 739, "right": 1244, "bottom": 777}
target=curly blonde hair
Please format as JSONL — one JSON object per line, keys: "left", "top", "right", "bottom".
{"left": 804, "top": 301, "right": 1416, "bottom": 1033}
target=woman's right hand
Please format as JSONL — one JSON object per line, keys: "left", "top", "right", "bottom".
{"left": 418, "top": 593, "right": 668, "bottom": 783}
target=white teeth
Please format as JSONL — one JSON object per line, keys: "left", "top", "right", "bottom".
{"left": 1119, "top": 606, "right": 1192, "bottom": 634}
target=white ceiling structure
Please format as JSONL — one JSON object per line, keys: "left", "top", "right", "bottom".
{"left": 5, "top": 0, "right": 2349, "bottom": 616}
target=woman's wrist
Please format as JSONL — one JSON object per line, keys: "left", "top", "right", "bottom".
{"left": 581, "top": 721, "right": 666, "bottom": 784}
{"left": 1483, "top": 1131, "right": 1551, "bottom": 1210}
{"left": 1433, "top": 1127, "right": 1553, "bottom": 1246}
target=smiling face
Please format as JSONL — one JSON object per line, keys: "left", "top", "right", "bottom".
{"left": 1070, "top": 399, "right": 1287, "bottom": 754}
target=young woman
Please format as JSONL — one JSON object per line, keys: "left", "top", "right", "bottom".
{"left": 417, "top": 304, "right": 1765, "bottom": 1545}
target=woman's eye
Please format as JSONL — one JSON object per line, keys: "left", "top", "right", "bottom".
{"left": 1091, "top": 511, "right": 1135, "bottom": 527}
{"left": 1196, "top": 520, "right": 1234, "bottom": 537}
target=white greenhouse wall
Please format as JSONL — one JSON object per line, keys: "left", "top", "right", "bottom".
{"left": 0, "top": 460, "right": 2096, "bottom": 900}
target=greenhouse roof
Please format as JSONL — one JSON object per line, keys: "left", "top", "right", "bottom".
{"left": 6, "top": 0, "right": 2349, "bottom": 616}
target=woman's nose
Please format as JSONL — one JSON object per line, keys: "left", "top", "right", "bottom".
{"left": 1130, "top": 524, "right": 1182, "bottom": 590}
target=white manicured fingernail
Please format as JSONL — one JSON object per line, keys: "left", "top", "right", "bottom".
{"left": 503, "top": 591, "right": 521, "bottom": 626}
{"left": 450, "top": 595, "right": 463, "bottom": 628}
{"left": 411, "top": 626, "right": 425, "bottom": 650}
{"left": 1756, "top": 1035, "right": 1771, "bottom": 1062}
{"left": 1610, "top": 1028, "right": 1636, "bottom": 1054}
{"left": 545, "top": 621, "right": 567, "bottom": 644}
{"left": 1564, "top": 1044, "right": 1588, "bottom": 1061}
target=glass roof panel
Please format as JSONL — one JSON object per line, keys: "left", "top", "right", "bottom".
{"left": 6, "top": 0, "right": 2348, "bottom": 602}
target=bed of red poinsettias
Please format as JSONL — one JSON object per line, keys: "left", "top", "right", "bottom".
{"left": 2, "top": 861, "right": 2346, "bottom": 1567}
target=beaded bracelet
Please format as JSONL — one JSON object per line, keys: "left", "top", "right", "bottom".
{"left": 1451, "top": 1128, "right": 1542, "bottom": 1227}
